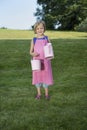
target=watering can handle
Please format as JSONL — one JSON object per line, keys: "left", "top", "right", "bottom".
{"left": 44, "top": 36, "right": 49, "bottom": 45}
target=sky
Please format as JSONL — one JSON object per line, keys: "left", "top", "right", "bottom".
{"left": 0, "top": 0, "right": 38, "bottom": 29}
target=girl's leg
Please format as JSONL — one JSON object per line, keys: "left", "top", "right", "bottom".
{"left": 44, "top": 87, "right": 49, "bottom": 96}
{"left": 37, "top": 87, "right": 41, "bottom": 96}
{"left": 35, "top": 84, "right": 41, "bottom": 99}
{"left": 43, "top": 84, "right": 50, "bottom": 99}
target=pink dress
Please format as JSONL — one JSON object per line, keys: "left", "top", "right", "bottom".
{"left": 32, "top": 36, "right": 53, "bottom": 85}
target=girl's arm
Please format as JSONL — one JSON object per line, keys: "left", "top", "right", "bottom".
{"left": 29, "top": 39, "right": 39, "bottom": 57}
{"left": 47, "top": 36, "right": 51, "bottom": 43}
{"left": 48, "top": 38, "right": 51, "bottom": 43}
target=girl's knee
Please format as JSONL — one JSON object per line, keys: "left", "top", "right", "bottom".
{"left": 43, "top": 83, "right": 48, "bottom": 88}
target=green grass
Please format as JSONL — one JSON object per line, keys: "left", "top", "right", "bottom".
{"left": 0, "top": 38, "right": 87, "bottom": 130}
{"left": 0, "top": 29, "right": 87, "bottom": 39}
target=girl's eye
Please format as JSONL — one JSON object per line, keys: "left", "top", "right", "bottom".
{"left": 37, "top": 28, "right": 39, "bottom": 30}
{"left": 36, "top": 27, "right": 44, "bottom": 30}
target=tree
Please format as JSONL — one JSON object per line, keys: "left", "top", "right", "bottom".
{"left": 35, "top": 0, "right": 87, "bottom": 30}
{"left": 0, "top": 26, "right": 7, "bottom": 29}
{"left": 75, "top": 17, "right": 87, "bottom": 32}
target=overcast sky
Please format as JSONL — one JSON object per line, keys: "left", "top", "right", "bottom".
{"left": 0, "top": 0, "right": 37, "bottom": 29}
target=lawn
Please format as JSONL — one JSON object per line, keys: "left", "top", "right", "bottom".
{"left": 0, "top": 30, "right": 87, "bottom": 130}
{"left": 0, "top": 29, "right": 87, "bottom": 39}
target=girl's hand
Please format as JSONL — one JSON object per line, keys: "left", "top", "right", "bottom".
{"left": 32, "top": 52, "right": 39, "bottom": 57}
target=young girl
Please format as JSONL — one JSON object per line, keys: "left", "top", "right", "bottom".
{"left": 29, "top": 21, "right": 53, "bottom": 99}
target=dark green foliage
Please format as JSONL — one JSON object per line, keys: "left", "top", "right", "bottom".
{"left": 35, "top": 0, "right": 87, "bottom": 30}
{"left": 75, "top": 17, "right": 87, "bottom": 32}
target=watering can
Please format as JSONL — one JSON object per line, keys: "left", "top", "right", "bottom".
{"left": 31, "top": 59, "right": 41, "bottom": 71}
{"left": 44, "top": 43, "right": 54, "bottom": 59}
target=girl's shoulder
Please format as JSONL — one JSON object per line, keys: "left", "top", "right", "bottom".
{"left": 44, "top": 35, "right": 48, "bottom": 39}
{"left": 33, "top": 37, "right": 37, "bottom": 44}
{"left": 44, "top": 35, "right": 49, "bottom": 42}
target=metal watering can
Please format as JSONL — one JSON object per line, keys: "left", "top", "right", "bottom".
{"left": 31, "top": 59, "right": 41, "bottom": 71}
{"left": 44, "top": 43, "right": 54, "bottom": 59}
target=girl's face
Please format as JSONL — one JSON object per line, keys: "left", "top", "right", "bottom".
{"left": 36, "top": 23, "right": 45, "bottom": 37}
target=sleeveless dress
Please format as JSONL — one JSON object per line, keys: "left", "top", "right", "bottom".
{"left": 32, "top": 36, "right": 53, "bottom": 86}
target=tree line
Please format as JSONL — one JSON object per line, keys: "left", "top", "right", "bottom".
{"left": 34, "top": 0, "right": 87, "bottom": 31}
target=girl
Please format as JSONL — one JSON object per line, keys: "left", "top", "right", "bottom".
{"left": 29, "top": 21, "right": 53, "bottom": 99}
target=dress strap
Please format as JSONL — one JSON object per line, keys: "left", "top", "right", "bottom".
{"left": 44, "top": 36, "right": 49, "bottom": 42}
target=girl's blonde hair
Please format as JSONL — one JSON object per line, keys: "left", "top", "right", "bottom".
{"left": 34, "top": 20, "right": 46, "bottom": 34}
